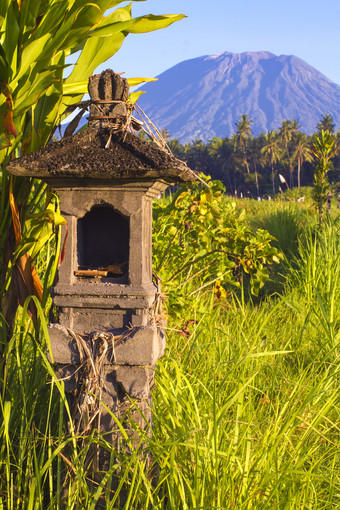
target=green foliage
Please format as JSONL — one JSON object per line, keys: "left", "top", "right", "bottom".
{"left": 317, "top": 113, "right": 336, "bottom": 134}
{"left": 260, "top": 130, "right": 282, "bottom": 195}
{"left": 249, "top": 204, "right": 303, "bottom": 258}
{"left": 292, "top": 132, "right": 313, "bottom": 189}
{"left": 153, "top": 175, "right": 282, "bottom": 317}
{"left": 286, "top": 217, "right": 340, "bottom": 354}
{"left": 170, "top": 113, "right": 339, "bottom": 197}
{"left": 282, "top": 185, "right": 313, "bottom": 200}
{"left": 311, "top": 130, "right": 338, "bottom": 223}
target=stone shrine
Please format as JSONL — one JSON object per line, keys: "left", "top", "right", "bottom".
{"left": 6, "top": 70, "right": 195, "bottom": 457}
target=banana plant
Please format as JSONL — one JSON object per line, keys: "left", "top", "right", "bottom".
{"left": 0, "top": 0, "right": 184, "bottom": 332}
{"left": 0, "top": 0, "right": 184, "bottom": 157}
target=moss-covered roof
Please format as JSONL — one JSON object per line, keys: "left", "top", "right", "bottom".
{"left": 6, "top": 127, "right": 196, "bottom": 183}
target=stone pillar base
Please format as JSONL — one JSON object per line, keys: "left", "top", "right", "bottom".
{"left": 47, "top": 323, "right": 164, "bottom": 463}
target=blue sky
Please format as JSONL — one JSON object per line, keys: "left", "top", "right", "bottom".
{"left": 95, "top": 0, "right": 340, "bottom": 86}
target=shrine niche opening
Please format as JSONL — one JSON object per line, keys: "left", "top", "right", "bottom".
{"left": 76, "top": 205, "right": 129, "bottom": 280}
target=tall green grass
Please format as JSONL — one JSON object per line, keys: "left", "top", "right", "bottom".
{"left": 285, "top": 216, "right": 340, "bottom": 356}
{"left": 0, "top": 203, "right": 339, "bottom": 508}
{"left": 245, "top": 201, "right": 311, "bottom": 258}
{"left": 148, "top": 240, "right": 340, "bottom": 507}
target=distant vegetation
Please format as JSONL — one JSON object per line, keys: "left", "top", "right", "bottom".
{"left": 162, "top": 113, "right": 340, "bottom": 197}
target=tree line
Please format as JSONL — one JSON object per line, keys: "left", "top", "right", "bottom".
{"left": 163, "top": 114, "right": 340, "bottom": 198}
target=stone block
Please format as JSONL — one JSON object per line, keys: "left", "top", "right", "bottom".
{"left": 115, "top": 326, "right": 165, "bottom": 367}
{"left": 48, "top": 324, "right": 80, "bottom": 364}
{"left": 102, "top": 368, "right": 120, "bottom": 408}
{"left": 116, "top": 366, "right": 151, "bottom": 400}
{"left": 53, "top": 364, "right": 78, "bottom": 392}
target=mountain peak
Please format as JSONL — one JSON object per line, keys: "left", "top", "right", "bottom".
{"left": 138, "top": 51, "right": 340, "bottom": 142}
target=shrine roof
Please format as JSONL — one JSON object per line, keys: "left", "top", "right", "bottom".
{"left": 6, "top": 127, "right": 196, "bottom": 183}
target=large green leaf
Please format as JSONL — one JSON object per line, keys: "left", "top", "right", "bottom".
{"left": 64, "top": 32, "right": 126, "bottom": 86}
{"left": 64, "top": 11, "right": 184, "bottom": 88}
{"left": 63, "top": 81, "right": 88, "bottom": 95}
{"left": 0, "top": 0, "right": 11, "bottom": 21}
{"left": 15, "top": 33, "right": 52, "bottom": 81}
{"left": 126, "top": 77, "right": 157, "bottom": 87}
{"left": 126, "top": 14, "right": 186, "bottom": 33}
{"left": 60, "top": 8, "right": 122, "bottom": 52}
{"left": 86, "top": 3, "right": 133, "bottom": 37}
{"left": 28, "top": 55, "right": 66, "bottom": 150}
{"left": 31, "top": 2, "right": 69, "bottom": 41}
{"left": 17, "top": 0, "right": 43, "bottom": 34}
{"left": 1, "top": 1, "right": 20, "bottom": 74}
{"left": 15, "top": 67, "right": 61, "bottom": 111}
{"left": 88, "top": 13, "right": 185, "bottom": 38}
{"left": 69, "top": 0, "right": 109, "bottom": 30}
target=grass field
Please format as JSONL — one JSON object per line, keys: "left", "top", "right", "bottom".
{"left": 0, "top": 193, "right": 339, "bottom": 509}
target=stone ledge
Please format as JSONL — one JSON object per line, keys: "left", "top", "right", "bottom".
{"left": 115, "top": 326, "right": 165, "bottom": 367}
{"left": 52, "top": 282, "right": 157, "bottom": 309}
{"left": 48, "top": 324, "right": 165, "bottom": 367}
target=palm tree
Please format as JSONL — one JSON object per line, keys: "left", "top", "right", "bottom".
{"left": 168, "top": 138, "right": 184, "bottom": 159}
{"left": 292, "top": 133, "right": 313, "bottom": 188}
{"left": 248, "top": 137, "right": 261, "bottom": 197}
{"left": 207, "top": 137, "right": 223, "bottom": 159}
{"left": 235, "top": 114, "right": 253, "bottom": 174}
{"left": 278, "top": 119, "right": 300, "bottom": 187}
{"left": 184, "top": 139, "right": 212, "bottom": 174}
{"left": 220, "top": 138, "right": 238, "bottom": 194}
{"left": 159, "top": 128, "right": 171, "bottom": 141}
{"left": 261, "top": 131, "right": 282, "bottom": 195}
{"left": 316, "top": 114, "right": 335, "bottom": 134}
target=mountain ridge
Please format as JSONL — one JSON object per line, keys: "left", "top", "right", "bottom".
{"left": 137, "top": 51, "right": 340, "bottom": 143}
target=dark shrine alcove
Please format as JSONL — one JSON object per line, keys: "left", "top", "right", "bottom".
{"left": 77, "top": 205, "right": 129, "bottom": 278}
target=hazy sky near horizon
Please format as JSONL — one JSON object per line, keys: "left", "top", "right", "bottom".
{"left": 95, "top": 0, "right": 340, "bottom": 86}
